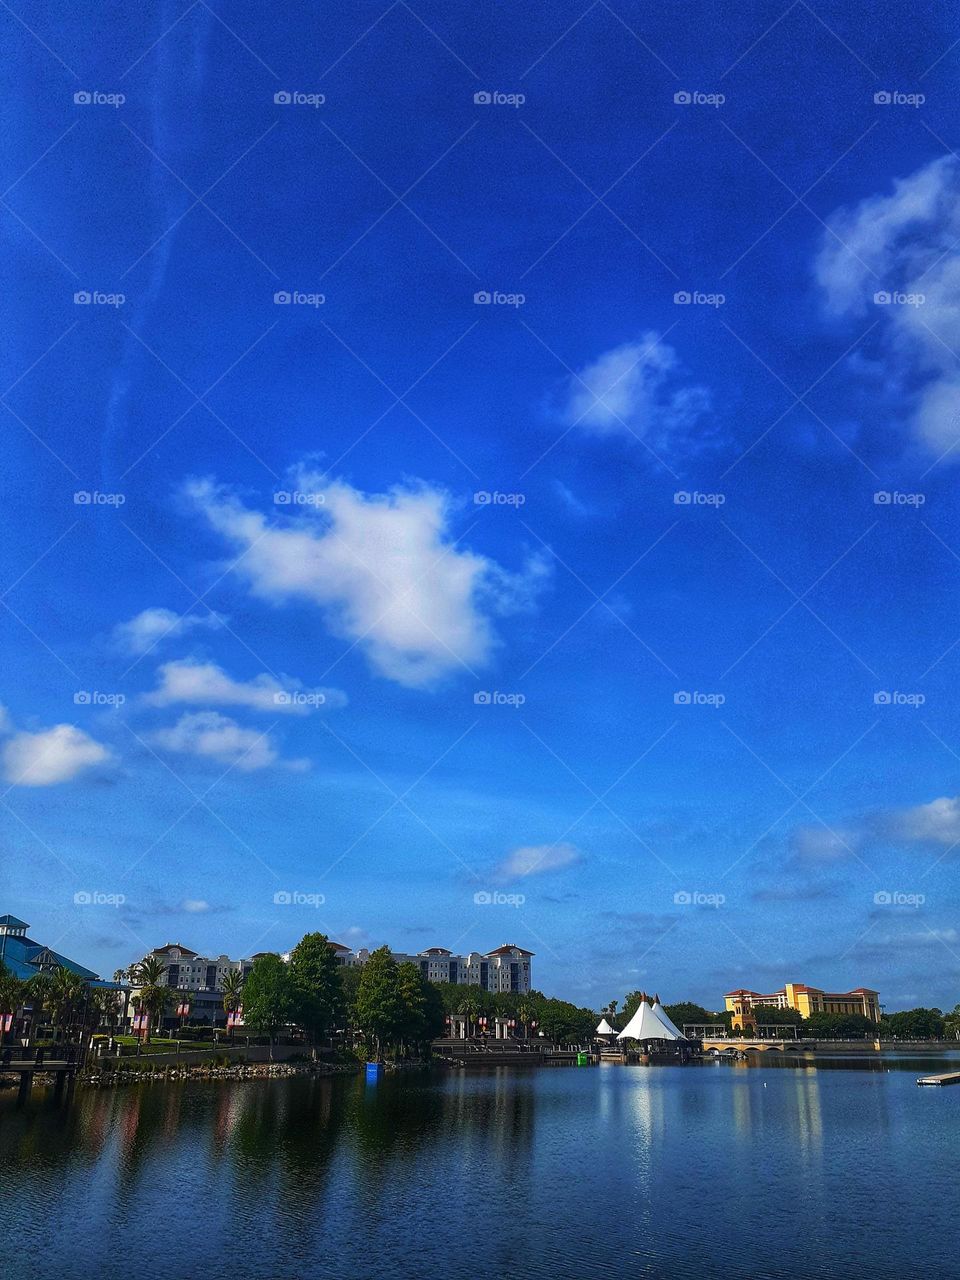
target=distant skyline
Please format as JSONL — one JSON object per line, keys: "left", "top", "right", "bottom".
{"left": 4, "top": 2, "right": 960, "bottom": 1010}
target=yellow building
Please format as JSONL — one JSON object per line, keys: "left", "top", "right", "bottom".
{"left": 725, "top": 983, "right": 880, "bottom": 1029}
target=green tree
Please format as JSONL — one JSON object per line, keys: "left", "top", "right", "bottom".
{"left": 944, "top": 1003, "right": 960, "bottom": 1040}
{"left": 339, "top": 965, "right": 362, "bottom": 1026}
{"left": 288, "top": 932, "right": 344, "bottom": 1046}
{"left": 750, "top": 1007, "right": 804, "bottom": 1036}
{"left": 536, "top": 997, "right": 595, "bottom": 1045}
{"left": 881, "top": 1007, "right": 945, "bottom": 1040}
{"left": 805, "top": 1011, "right": 876, "bottom": 1039}
{"left": 662, "top": 1001, "right": 725, "bottom": 1034}
{"left": 241, "top": 954, "right": 294, "bottom": 1059}
{"left": 396, "top": 962, "right": 427, "bottom": 1056}
{"left": 354, "top": 946, "right": 403, "bottom": 1060}
{"left": 621, "top": 990, "right": 644, "bottom": 1023}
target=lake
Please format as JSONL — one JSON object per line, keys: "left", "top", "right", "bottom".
{"left": 2, "top": 1056, "right": 958, "bottom": 1279}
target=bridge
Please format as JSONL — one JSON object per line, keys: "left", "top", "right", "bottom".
{"left": 701, "top": 1038, "right": 804, "bottom": 1053}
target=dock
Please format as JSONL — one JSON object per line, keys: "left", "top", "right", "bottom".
{"left": 917, "top": 1070, "right": 960, "bottom": 1086}
{"left": 0, "top": 1050, "right": 82, "bottom": 1101}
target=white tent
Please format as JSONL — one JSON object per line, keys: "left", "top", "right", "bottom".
{"left": 596, "top": 1017, "right": 616, "bottom": 1036}
{"left": 651, "top": 997, "right": 685, "bottom": 1039}
{"left": 616, "top": 998, "right": 680, "bottom": 1042}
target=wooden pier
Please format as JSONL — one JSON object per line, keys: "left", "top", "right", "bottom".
{"left": 917, "top": 1070, "right": 960, "bottom": 1086}
{"left": 0, "top": 1051, "right": 82, "bottom": 1101}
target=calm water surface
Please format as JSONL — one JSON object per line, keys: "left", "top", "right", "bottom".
{"left": 2, "top": 1056, "right": 959, "bottom": 1279}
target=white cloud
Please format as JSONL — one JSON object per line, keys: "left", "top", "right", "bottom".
{"left": 144, "top": 658, "right": 345, "bottom": 714}
{"left": 2, "top": 724, "right": 112, "bottom": 786}
{"left": 885, "top": 795, "right": 960, "bottom": 846}
{"left": 185, "top": 474, "right": 547, "bottom": 688}
{"left": 496, "top": 841, "right": 581, "bottom": 879}
{"left": 182, "top": 899, "right": 210, "bottom": 913}
{"left": 113, "top": 607, "right": 226, "bottom": 655}
{"left": 149, "top": 711, "right": 303, "bottom": 772}
{"left": 564, "top": 333, "right": 710, "bottom": 445}
{"left": 817, "top": 156, "right": 960, "bottom": 455}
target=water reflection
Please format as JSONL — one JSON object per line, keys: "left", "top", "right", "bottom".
{"left": 3, "top": 1059, "right": 960, "bottom": 1280}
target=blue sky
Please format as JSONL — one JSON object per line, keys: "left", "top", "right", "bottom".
{"left": 3, "top": 0, "right": 960, "bottom": 1011}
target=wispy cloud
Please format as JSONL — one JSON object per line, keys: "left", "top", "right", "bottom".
{"left": 2, "top": 724, "right": 113, "bottom": 786}
{"left": 144, "top": 658, "right": 345, "bottom": 714}
{"left": 149, "top": 711, "right": 306, "bottom": 773}
{"left": 113, "top": 607, "right": 226, "bottom": 655}
{"left": 495, "top": 841, "right": 581, "bottom": 879}
{"left": 563, "top": 333, "right": 711, "bottom": 451}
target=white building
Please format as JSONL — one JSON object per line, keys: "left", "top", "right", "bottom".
{"left": 133, "top": 942, "right": 259, "bottom": 991}
{"left": 126, "top": 943, "right": 265, "bottom": 1027}
{"left": 329, "top": 942, "right": 534, "bottom": 994}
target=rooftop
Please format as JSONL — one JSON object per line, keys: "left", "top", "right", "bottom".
{"left": 151, "top": 943, "right": 199, "bottom": 957}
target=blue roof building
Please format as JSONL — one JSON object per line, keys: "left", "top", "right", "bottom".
{"left": 0, "top": 915, "right": 100, "bottom": 982}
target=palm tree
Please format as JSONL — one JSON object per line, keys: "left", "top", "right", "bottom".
{"left": 456, "top": 993, "right": 482, "bottom": 1037}
{"left": 0, "top": 971, "right": 26, "bottom": 1048}
{"left": 134, "top": 956, "right": 171, "bottom": 1039}
{"left": 221, "top": 968, "right": 245, "bottom": 1039}
{"left": 46, "top": 967, "right": 89, "bottom": 1040}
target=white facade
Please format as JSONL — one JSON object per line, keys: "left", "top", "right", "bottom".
{"left": 329, "top": 942, "right": 534, "bottom": 994}
{"left": 133, "top": 943, "right": 255, "bottom": 992}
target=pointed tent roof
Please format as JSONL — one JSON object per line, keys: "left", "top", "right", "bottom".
{"left": 596, "top": 1017, "right": 616, "bottom": 1035}
{"left": 617, "top": 996, "right": 680, "bottom": 1042}
{"left": 650, "top": 996, "right": 684, "bottom": 1039}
